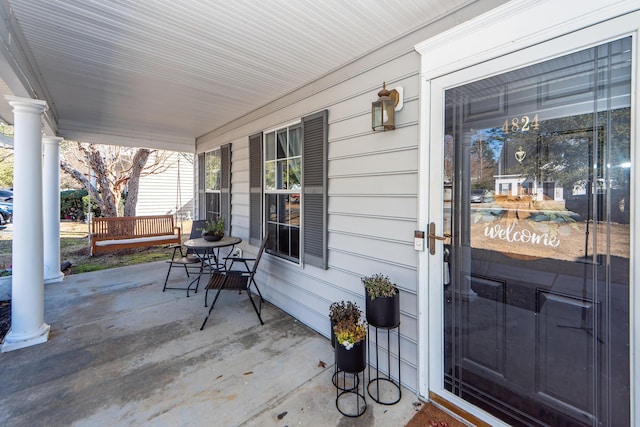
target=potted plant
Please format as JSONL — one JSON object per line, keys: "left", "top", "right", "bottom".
{"left": 328, "top": 301, "right": 361, "bottom": 348}
{"left": 362, "top": 273, "right": 400, "bottom": 328}
{"left": 333, "top": 319, "right": 367, "bottom": 373}
{"left": 201, "top": 217, "right": 225, "bottom": 241}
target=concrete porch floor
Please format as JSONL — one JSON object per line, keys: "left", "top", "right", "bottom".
{"left": 0, "top": 261, "right": 423, "bottom": 426}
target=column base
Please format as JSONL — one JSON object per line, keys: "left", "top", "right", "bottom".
{"left": 1, "top": 323, "right": 50, "bottom": 352}
{"left": 44, "top": 271, "right": 64, "bottom": 284}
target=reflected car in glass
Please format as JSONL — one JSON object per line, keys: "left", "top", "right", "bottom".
{"left": 470, "top": 189, "right": 493, "bottom": 203}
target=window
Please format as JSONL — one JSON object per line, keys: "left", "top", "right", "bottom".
{"left": 198, "top": 145, "right": 231, "bottom": 234}
{"left": 249, "top": 110, "right": 328, "bottom": 268}
{"left": 203, "top": 149, "right": 221, "bottom": 220}
{"left": 264, "top": 124, "right": 302, "bottom": 261}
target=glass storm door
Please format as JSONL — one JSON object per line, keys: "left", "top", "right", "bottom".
{"left": 438, "top": 37, "right": 631, "bottom": 426}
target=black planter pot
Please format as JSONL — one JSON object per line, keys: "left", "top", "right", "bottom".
{"left": 202, "top": 232, "right": 223, "bottom": 242}
{"left": 365, "top": 292, "right": 400, "bottom": 328}
{"left": 335, "top": 340, "right": 366, "bottom": 373}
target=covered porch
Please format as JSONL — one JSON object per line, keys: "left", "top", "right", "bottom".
{"left": 0, "top": 261, "right": 419, "bottom": 425}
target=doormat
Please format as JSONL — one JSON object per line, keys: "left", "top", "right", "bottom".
{"left": 405, "top": 401, "right": 468, "bottom": 427}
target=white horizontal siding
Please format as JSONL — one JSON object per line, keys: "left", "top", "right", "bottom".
{"left": 230, "top": 138, "right": 250, "bottom": 242}
{"left": 330, "top": 174, "right": 419, "bottom": 196}
{"left": 329, "top": 196, "right": 417, "bottom": 220}
{"left": 198, "top": 53, "right": 423, "bottom": 392}
{"left": 136, "top": 152, "right": 194, "bottom": 219}
{"left": 329, "top": 149, "right": 418, "bottom": 177}
{"left": 329, "top": 215, "right": 416, "bottom": 242}
{"left": 194, "top": 2, "right": 505, "bottom": 394}
{"left": 330, "top": 119, "right": 419, "bottom": 159}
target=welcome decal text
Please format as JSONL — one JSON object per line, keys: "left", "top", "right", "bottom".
{"left": 484, "top": 222, "right": 560, "bottom": 247}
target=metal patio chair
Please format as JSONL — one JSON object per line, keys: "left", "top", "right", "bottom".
{"left": 162, "top": 220, "right": 208, "bottom": 296}
{"left": 200, "top": 234, "right": 269, "bottom": 330}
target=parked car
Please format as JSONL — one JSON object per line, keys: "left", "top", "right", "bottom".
{"left": 0, "top": 206, "right": 11, "bottom": 224}
{"left": 0, "top": 201, "right": 12, "bottom": 223}
{"left": 471, "top": 189, "right": 493, "bottom": 203}
{"left": 0, "top": 189, "right": 12, "bottom": 202}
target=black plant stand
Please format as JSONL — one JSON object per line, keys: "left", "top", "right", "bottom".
{"left": 332, "top": 368, "right": 360, "bottom": 391}
{"left": 335, "top": 343, "right": 367, "bottom": 417}
{"left": 367, "top": 322, "right": 401, "bottom": 405}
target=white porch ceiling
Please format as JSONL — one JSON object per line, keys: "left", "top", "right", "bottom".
{"left": 0, "top": 0, "right": 473, "bottom": 151}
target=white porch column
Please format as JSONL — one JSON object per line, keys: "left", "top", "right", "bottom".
{"left": 43, "top": 136, "right": 64, "bottom": 284}
{"left": 2, "top": 96, "right": 49, "bottom": 352}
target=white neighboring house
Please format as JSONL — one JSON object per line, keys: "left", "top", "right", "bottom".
{"left": 135, "top": 151, "right": 194, "bottom": 220}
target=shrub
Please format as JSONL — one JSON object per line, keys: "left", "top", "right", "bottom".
{"left": 60, "top": 189, "right": 87, "bottom": 220}
{"left": 82, "top": 195, "right": 101, "bottom": 219}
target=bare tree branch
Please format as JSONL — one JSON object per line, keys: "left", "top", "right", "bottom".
{"left": 60, "top": 141, "right": 169, "bottom": 217}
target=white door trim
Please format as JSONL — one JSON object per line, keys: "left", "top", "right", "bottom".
{"left": 415, "top": 1, "right": 640, "bottom": 425}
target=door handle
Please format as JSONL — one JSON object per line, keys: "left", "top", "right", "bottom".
{"left": 427, "top": 222, "right": 450, "bottom": 255}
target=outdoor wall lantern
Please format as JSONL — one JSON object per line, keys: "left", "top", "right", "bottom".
{"left": 372, "top": 82, "right": 402, "bottom": 131}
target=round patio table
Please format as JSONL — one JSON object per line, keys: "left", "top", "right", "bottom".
{"left": 183, "top": 236, "right": 242, "bottom": 273}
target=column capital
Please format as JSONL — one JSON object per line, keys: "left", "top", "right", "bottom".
{"left": 42, "top": 136, "right": 64, "bottom": 145}
{"left": 5, "top": 95, "right": 48, "bottom": 112}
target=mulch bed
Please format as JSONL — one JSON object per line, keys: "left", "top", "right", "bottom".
{"left": 0, "top": 300, "right": 9, "bottom": 342}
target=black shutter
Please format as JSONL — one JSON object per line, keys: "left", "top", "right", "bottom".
{"left": 249, "top": 132, "right": 263, "bottom": 246}
{"left": 220, "top": 143, "right": 231, "bottom": 235}
{"left": 302, "top": 110, "right": 328, "bottom": 269}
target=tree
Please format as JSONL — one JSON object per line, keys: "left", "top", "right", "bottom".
{"left": 0, "top": 124, "right": 14, "bottom": 188}
{"left": 470, "top": 137, "right": 497, "bottom": 188}
{"left": 60, "top": 142, "right": 172, "bottom": 217}
{"left": 0, "top": 148, "right": 13, "bottom": 188}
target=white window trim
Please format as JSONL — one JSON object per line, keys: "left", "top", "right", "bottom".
{"left": 263, "top": 121, "right": 303, "bottom": 264}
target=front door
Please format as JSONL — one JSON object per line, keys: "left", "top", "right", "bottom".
{"left": 429, "top": 36, "right": 632, "bottom": 426}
